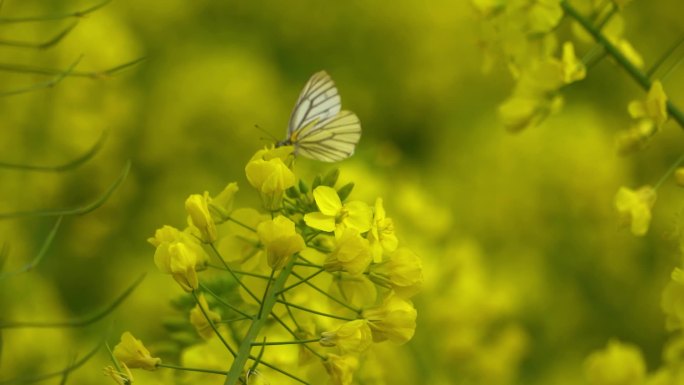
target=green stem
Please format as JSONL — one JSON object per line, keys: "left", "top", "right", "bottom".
{"left": 192, "top": 291, "right": 237, "bottom": 357}
{"left": 270, "top": 312, "right": 326, "bottom": 360}
{"left": 251, "top": 338, "right": 320, "bottom": 346}
{"left": 654, "top": 153, "right": 684, "bottom": 190}
{"left": 223, "top": 257, "right": 298, "bottom": 385}
{"left": 226, "top": 216, "right": 256, "bottom": 232}
{"left": 560, "top": 0, "right": 684, "bottom": 130}
{"left": 199, "top": 282, "right": 254, "bottom": 320}
{"left": 158, "top": 363, "right": 227, "bottom": 375}
{"left": 275, "top": 299, "right": 356, "bottom": 321}
{"left": 647, "top": 34, "right": 684, "bottom": 79}
{"left": 208, "top": 243, "right": 261, "bottom": 304}
{"left": 290, "top": 271, "right": 361, "bottom": 314}
{"left": 276, "top": 268, "right": 325, "bottom": 295}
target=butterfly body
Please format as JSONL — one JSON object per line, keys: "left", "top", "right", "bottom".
{"left": 280, "top": 71, "right": 361, "bottom": 162}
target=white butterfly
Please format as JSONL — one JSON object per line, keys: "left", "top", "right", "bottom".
{"left": 277, "top": 71, "right": 361, "bottom": 162}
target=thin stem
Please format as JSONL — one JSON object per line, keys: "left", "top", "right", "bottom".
{"left": 158, "top": 363, "right": 227, "bottom": 375}
{"left": 0, "top": 216, "right": 62, "bottom": 279}
{"left": 647, "top": 34, "right": 684, "bottom": 79}
{"left": 226, "top": 216, "right": 256, "bottom": 232}
{"left": 0, "top": 0, "right": 111, "bottom": 23}
{"left": 0, "top": 160, "right": 131, "bottom": 220}
{"left": 199, "top": 282, "right": 254, "bottom": 320}
{"left": 276, "top": 268, "right": 325, "bottom": 295}
{"left": 192, "top": 291, "right": 237, "bottom": 357}
{"left": 275, "top": 299, "right": 356, "bottom": 321}
{"left": 0, "top": 273, "right": 144, "bottom": 328}
{"left": 208, "top": 243, "right": 261, "bottom": 304}
{"left": 207, "top": 264, "right": 271, "bottom": 279}
{"left": 251, "top": 338, "right": 320, "bottom": 346}
{"left": 247, "top": 356, "right": 312, "bottom": 385}
{"left": 0, "top": 22, "right": 77, "bottom": 49}
{"left": 271, "top": 312, "right": 326, "bottom": 360}
{"left": 561, "top": 0, "right": 684, "bottom": 130}
{"left": 290, "top": 271, "right": 361, "bottom": 314}
{"left": 595, "top": 2, "right": 616, "bottom": 30}
{"left": 0, "top": 340, "right": 101, "bottom": 385}
{"left": 654, "top": 153, "right": 684, "bottom": 190}
{"left": 0, "top": 129, "right": 107, "bottom": 172}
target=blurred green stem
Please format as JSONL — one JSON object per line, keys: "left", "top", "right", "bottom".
{"left": 561, "top": 1, "right": 684, "bottom": 130}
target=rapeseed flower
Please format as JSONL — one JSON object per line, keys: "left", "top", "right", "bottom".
{"left": 113, "top": 332, "right": 161, "bottom": 371}
{"left": 304, "top": 186, "right": 372, "bottom": 236}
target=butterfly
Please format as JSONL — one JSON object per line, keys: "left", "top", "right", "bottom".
{"left": 277, "top": 71, "right": 361, "bottom": 162}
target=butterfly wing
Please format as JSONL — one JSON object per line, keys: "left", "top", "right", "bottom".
{"left": 288, "top": 71, "right": 341, "bottom": 138}
{"left": 295, "top": 110, "right": 362, "bottom": 162}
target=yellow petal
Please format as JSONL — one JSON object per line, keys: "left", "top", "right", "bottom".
{"left": 313, "top": 186, "right": 342, "bottom": 216}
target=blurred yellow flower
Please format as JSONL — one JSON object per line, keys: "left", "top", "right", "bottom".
{"left": 561, "top": 41, "right": 586, "bottom": 84}
{"left": 245, "top": 146, "right": 296, "bottom": 210}
{"left": 498, "top": 94, "right": 563, "bottom": 133}
{"left": 368, "top": 198, "right": 398, "bottom": 263}
{"left": 369, "top": 247, "right": 424, "bottom": 298}
{"left": 256, "top": 215, "right": 305, "bottom": 270}
{"left": 675, "top": 168, "right": 684, "bottom": 187}
{"left": 628, "top": 80, "right": 668, "bottom": 128}
{"left": 103, "top": 364, "right": 133, "bottom": 385}
{"left": 189, "top": 293, "right": 221, "bottom": 340}
{"left": 186, "top": 192, "right": 217, "bottom": 243}
{"left": 614, "top": 186, "right": 656, "bottom": 236}
{"left": 362, "top": 293, "right": 417, "bottom": 344}
{"left": 323, "top": 353, "right": 359, "bottom": 385}
{"left": 304, "top": 186, "right": 372, "bottom": 236}
{"left": 522, "top": 0, "right": 563, "bottom": 34}
{"left": 615, "top": 119, "right": 657, "bottom": 155}
{"left": 113, "top": 332, "right": 161, "bottom": 371}
{"left": 662, "top": 268, "right": 684, "bottom": 331}
{"left": 584, "top": 339, "right": 645, "bottom": 385}
{"left": 325, "top": 228, "right": 372, "bottom": 275}
{"left": 320, "top": 319, "right": 373, "bottom": 354}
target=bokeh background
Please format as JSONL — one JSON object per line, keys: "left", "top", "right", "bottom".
{"left": 2, "top": 0, "right": 684, "bottom": 384}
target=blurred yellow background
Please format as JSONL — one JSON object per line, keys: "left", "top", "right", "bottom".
{"left": 2, "top": 1, "right": 684, "bottom": 384}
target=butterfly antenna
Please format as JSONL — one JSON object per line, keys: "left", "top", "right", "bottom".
{"left": 254, "top": 124, "right": 278, "bottom": 142}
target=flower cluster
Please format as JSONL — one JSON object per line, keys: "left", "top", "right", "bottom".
{"left": 110, "top": 145, "right": 423, "bottom": 385}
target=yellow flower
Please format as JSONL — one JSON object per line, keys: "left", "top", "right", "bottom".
{"left": 256, "top": 215, "right": 306, "bottom": 270}
{"left": 304, "top": 186, "right": 372, "bottom": 236}
{"left": 113, "top": 332, "right": 161, "bottom": 371}
{"left": 369, "top": 248, "right": 423, "bottom": 298}
{"left": 523, "top": 0, "right": 563, "bottom": 34}
{"left": 368, "top": 198, "right": 398, "bottom": 263}
{"left": 662, "top": 268, "right": 684, "bottom": 331}
{"left": 189, "top": 293, "right": 221, "bottom": 340}
{"left": 584, "top": 339, "right": 645, "bottom": 385}
{"left": 561, "top": 41, "right": 586, "bottom": 84}
{"left": 103, "top": 364, "right": 133, "bottom": 385}
{"left": 320, "top": 319, "right": 373, "bottom": 354}
{"left": 323, "top": 353, "right": 359, "bottom": 385}
{"left": 628, "top": 80, "right": 668, "bottom": 128}
{"left": 245, "top": 146, "right": 296, "bottom": 210}
{"left": 362, "top": 293, "right": 417, "bottom": 344}
{"left": 185, "top": 192, "right": 217, "bottom": 243}
{"left": 615, "top": 119, "right": 657, "bottom": 155}
{"left": 210, "top": 182, "right": 239, "bottom": 220}
{"left": 325, "top": 228, "right": 372, "bottom": 275}
{"left": 614, "top": 186, "right": 656, "bottom": 236}
{"left": 150, "top": 226, "right": 208, "bottom": 291}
